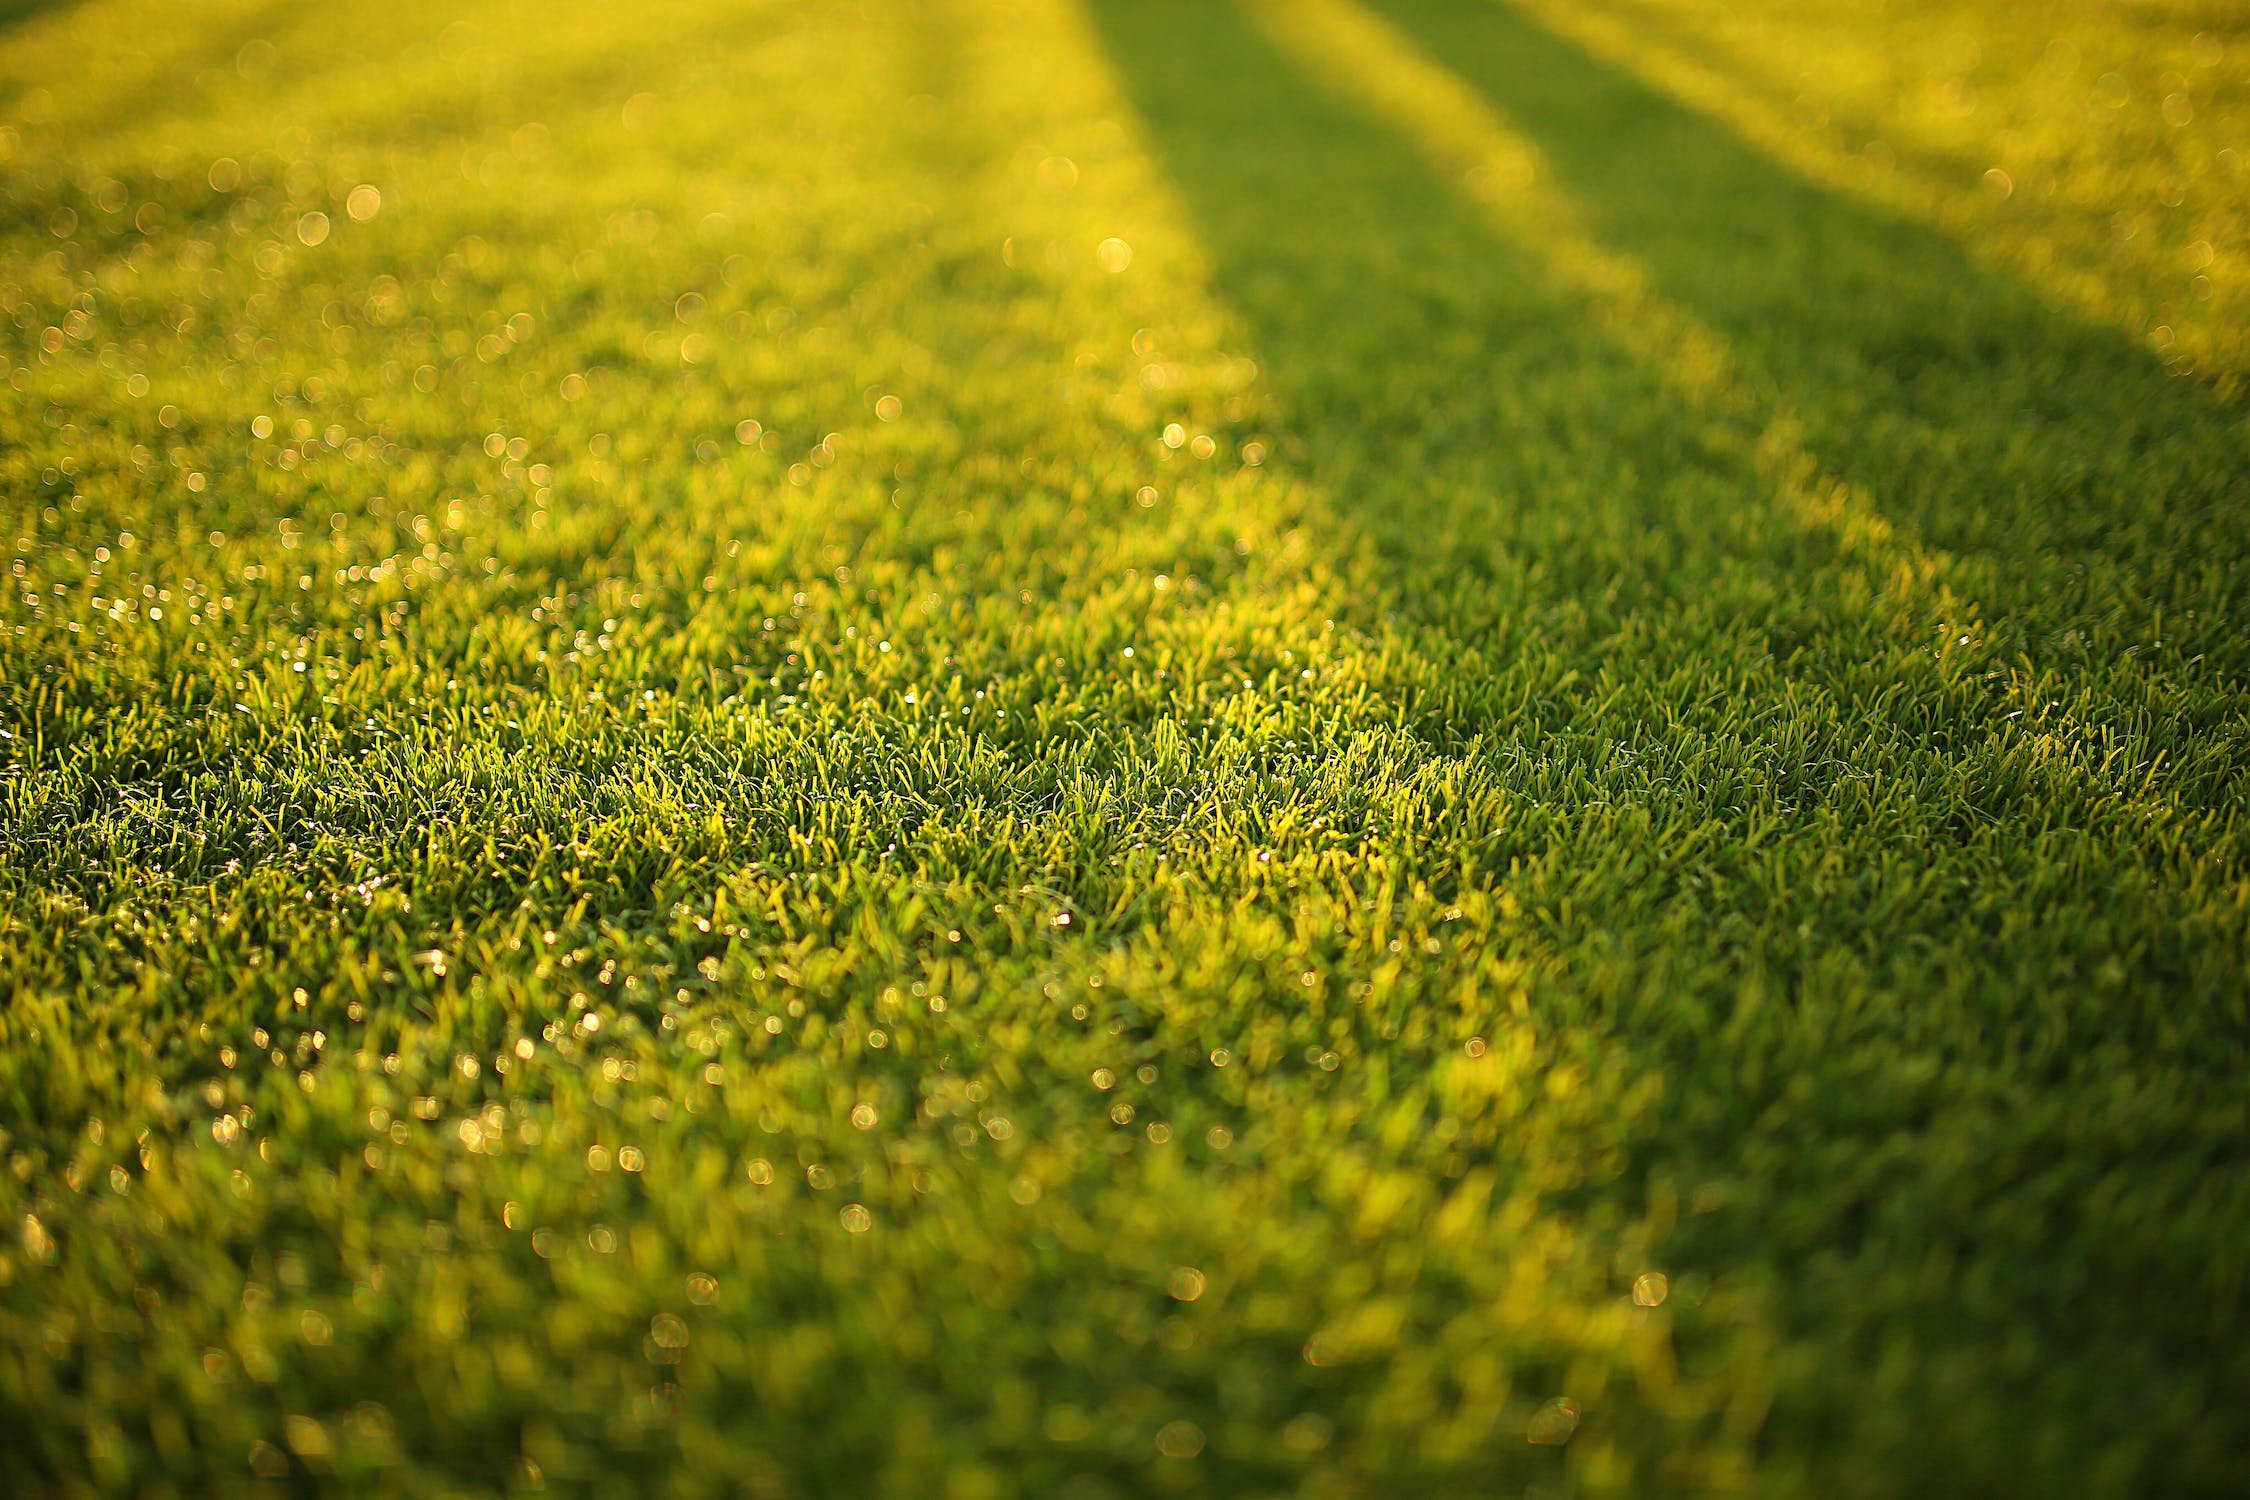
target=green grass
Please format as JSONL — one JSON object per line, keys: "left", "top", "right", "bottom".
{"left": 3, "top": 0, "right": 2247, "bottom": 1495}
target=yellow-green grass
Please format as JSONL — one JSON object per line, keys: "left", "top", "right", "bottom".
{"left": 2, "top": 1, "right": 2246, "bottom": 1495}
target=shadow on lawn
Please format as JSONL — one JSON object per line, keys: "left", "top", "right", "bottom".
{"left": 1085, "top": 0, "right": 2250, "bottom": 804}
{"left": 1093, "top": 0, "right": 2250, "bottom": 646}
{"left": 1366, "top": 0, "right": 2249, "bottom": 631}
{"left": 1081, "top": 0, "right": 2250, "bottom": 1490}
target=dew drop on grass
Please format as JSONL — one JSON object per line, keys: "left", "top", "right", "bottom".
{"left": 1527, "top": 1397, "right": 1581, "bottom": 1446}
{"left": 1036, "top": 155, "right": 1078, "bottom": 191}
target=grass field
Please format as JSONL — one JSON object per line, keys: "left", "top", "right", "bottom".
{"left": 4, "top": 0, "right": 2248, "bottom": 1494}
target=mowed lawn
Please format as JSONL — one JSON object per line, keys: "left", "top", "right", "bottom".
{"left": 4, "top": 0, "right": 2248, "bottom": 1494}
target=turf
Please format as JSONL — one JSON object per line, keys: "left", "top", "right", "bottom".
{"left": 2, "top": 0, "right": 2247, "bottom": 1495}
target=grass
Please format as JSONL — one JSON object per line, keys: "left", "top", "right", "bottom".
{"left": 1, "top": 0, "right": 2246, "bottom": 1495}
